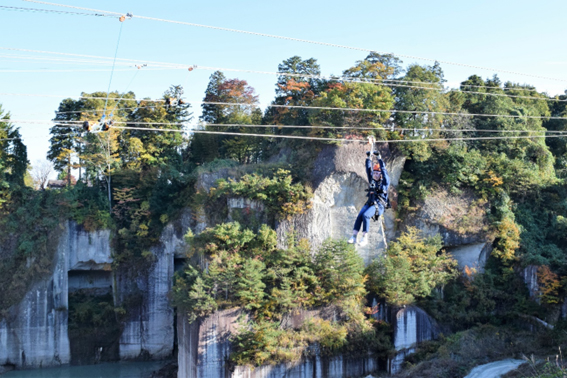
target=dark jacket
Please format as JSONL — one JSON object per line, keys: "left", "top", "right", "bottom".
{"left": 365, "top": 158, "right": 390, "bottom": 207}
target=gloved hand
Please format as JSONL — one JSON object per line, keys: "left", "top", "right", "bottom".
{"left": 366, "top": 151, "right": 371, "bottom": 157}
{"left": 373, "top": 151, "right": 382, "bottom": 159}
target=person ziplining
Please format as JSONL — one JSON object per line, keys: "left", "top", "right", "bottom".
{"left": 348, "top": 136, "right": 391, "bottom": 247}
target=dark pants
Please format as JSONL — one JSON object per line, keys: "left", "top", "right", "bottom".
{"left": 353, "top": 203, "right": 384, "bottom": 233}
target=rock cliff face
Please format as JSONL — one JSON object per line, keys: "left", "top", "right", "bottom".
{"left": 401, "top": 188, "right": 490, "bottom": 247}
{"left": 177, "top": 309, "right": 378, "bottom": 378}
{"left": 118, "top": 212, "right": 190, "bottom": 360}
{"left": 389, "top": 306, "right": 439, "bottom": 374}
{"left": 67, "top": 226, "right": 112, "bottom": 270}
{"left": 276, "top": 142, "right": 406, "bottom": 265}
{"left": 177, "top": 308, "right": 246, "bottom": 378}
{"left": 0, "top": 223, "right": 70, "bottom": 369}
{"left": 232, "top": 355, "right": 377, "bottom": 378}
{"left": 1, "top": 216, "right": 189, "bottom": 370}
{"left": 523, "top": 265, "right": 540, "bottom": 302}
{"left": 401, "top": 187, "right": 493, "bottom": 273}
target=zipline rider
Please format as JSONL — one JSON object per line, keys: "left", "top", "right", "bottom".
{"left": 348, "top": 137, "right": 390, "bottom": 247}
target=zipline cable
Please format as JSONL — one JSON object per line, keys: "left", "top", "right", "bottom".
{"left": 20, "top": 0, "right": 567, "bottom": 84}
{"left": 101, "top": 19, "right": 126, "bottom": 123}
{"left": 47, "top": 119, "right": 567, "bottom": 135}
{"left": 100, "top": 125, "right": 567, "bottom": 144}
{"left": 2, "top": 94, "right": 564, "bottom": 120}
{"left": 44, "top": 121, "right": 567, "bottom": 138}
{"left": 105, "top": 67, "right": 143, "bottom": 118}
{"left": 0, "top": 47, "right": 551, "bottom": 91}
{"left": 1, "top": 47, "right": 564, "bottom": 103}
{"left": 0, "top": 5, "right": 110, "bottom": 16}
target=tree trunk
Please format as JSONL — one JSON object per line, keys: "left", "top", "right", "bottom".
{"left": 67, "top": 157, "right": 71, "bottom": 187}
{"left": 107, "top": 174, "right": 112, "bottom": 213}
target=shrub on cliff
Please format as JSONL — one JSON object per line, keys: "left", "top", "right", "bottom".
{"left": 208, "top": 169, "right": 312, "bottom": 221}
{"left": 173, "top": 222, "right": 388, "bottom": 365}
{"left": 366, "top": 227, "right": 458, "bottom": 306}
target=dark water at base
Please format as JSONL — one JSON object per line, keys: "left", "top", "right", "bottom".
{"left": 2, "top": 361, "right": 166, "bottom": 378}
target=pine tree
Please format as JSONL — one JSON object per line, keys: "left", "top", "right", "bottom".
{"left": 47, "top": 98, "right": 82, "bottom": 186}
{"left": 236, "top": 258, "right": 266, "bottom": 310}
{"left": 0, "top": 106, "right": 28, "bottom": 204}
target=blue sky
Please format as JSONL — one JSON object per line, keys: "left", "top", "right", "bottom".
{"left": 1, "top": 0, "right": 566, "bottom": 168}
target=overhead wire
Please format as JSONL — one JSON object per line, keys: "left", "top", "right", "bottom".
{"left": 49, "top": 123, "right": 567, "bottom": 144}
{"left": 101, "top": 18, "right": 127, "bottom": 123}
{"left": 46, "top": 119, "right": 567, "bottom": 135}
{"left": 0, "top": 47, "right": 549, "bottom": 91}
{"left": 2, "top": 47, "right": 565, "bottom": 104}
{"left": 2, "top": 93, "right": 565, "bottom": 120}
{"left": 1, "top": 48, "right": 564, "bottom": 104}
{"left": 20, "top": 0, "right": 567, "bottom": 84}
{"left": 15, "top": 118, "right": 566, "bottom": 140}
{"left": 0, "top": 5, "right": 110, "bottom": 17}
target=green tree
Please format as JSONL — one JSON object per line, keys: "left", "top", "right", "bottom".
{"left": 265, "top": 56, "right": 322, "bottom": 128}
{"left": 342, "top": 52, "right": 403, "bottom": 81}
{"left": 172, "top": 265, "right": 217, "bottom": 323}
{"left": 236, "top": 258, "right": 266, "bottom": 310}
{"left": 313, "top": 239, "right": 366, "bottom": 302}
{"left": 125, "top": 85, "right": 190, "bottom": 168}
{"left": 366, "top": 228, "right": 457, "bottom": 306}
{"left": 544, "top": 90, "right": 567, "bottom": 176}
{"left": 309, "top": 81, "right": 394, "bottom": 138}
{"left": 394, "top": 63, "right": 450, "bottom": 161}
{"left": 0, "top": 107, "right": 28, "bottom": 205}
{"left": 193, "top": 72, "right": 261, "bottom": 164}
{"left": 459, "top": 75, "right": 556, "bottom": 193}
{"left": 47, "top": 98, "right": 82, "bottom": 185}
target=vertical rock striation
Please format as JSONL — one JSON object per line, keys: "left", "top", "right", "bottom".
{"left": 523, "top": 265, "right": 540, "bottom": 302}
{"left": 0, "top": 223, "right": 71, "bottom": 369}
{"left": 177, "top": 308, "right": 378, "bottom": 378}
{"left": 389, "top": 306, "right": 439, "bottom": 374}
{"left": 67, "top": 222, "right": 112, "bottom": 270}
{"left": 118, "top": 223, "right": 183, "bottom": 360}
{"left": 232, "top": 355, "right": 377, "bottom": 378}
{"left": 178, "top": 308, "right": 246, "bottom": 378}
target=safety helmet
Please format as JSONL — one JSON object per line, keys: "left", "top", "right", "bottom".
{"left": 373, "top": 164, "right": 381, "bottom": 172}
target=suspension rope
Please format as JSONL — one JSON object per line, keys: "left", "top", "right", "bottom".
{"left": 2, "top": 93, "right": 565, "bottom": 120}
{"left": 1, "top": 47, "right": 564, "bottom": 103}
{"left": 89, "top": 125, "right": 567, "bottom": 144}
{"left": 47, "top": 119, "right": 567, "bottom": 135}
{"left": 20, "top": 0, "right": 567, "bottom": 83}
{"left": 0, "top": 47, "right": 552, "bottom": 91}
{"left": 0, "top": 5, "right": 110, "bottom": 16}
{"left": 101, "top": 20, "right": 126, "bottom": 122}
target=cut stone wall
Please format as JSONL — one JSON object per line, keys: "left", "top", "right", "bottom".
{"left": 118, "top": 223, "right": 182, "bottom": 360}
{"left": 177, "top": 309, "right": 378, "bottom": 378}
{"left": 389, "top": 306, "right": 439, "bottom": 374}
{"left": 0, "top": 223, "right": 71, "bottom": 369}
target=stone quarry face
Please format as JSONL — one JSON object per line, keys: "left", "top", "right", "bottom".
{"left": 0, "top": 142, "right": 496, "bottom": 375}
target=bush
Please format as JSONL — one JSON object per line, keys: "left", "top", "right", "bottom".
{"left": 366, "top": 227, "right": 457, "bottom": 306}
{"left": 209, "top": 169, "right": 312, "bottom": 221}
{"left": 173, "top": 222, "right": 387, "bottom": 366}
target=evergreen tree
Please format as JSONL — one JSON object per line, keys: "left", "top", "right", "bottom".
{"left": 125, "top": 85, "right": 190, "bottom": 167}
{"left": 193, "top": 72, "right": 261, "bottom": 164}
{"left": 236, "top": 258, "right": 266, "bottom": 310}
{"left": 265, "top": 56, "right": 322, "bottom": 128}
{"left": 393, "top": 62, "right": 450, "bottom": 161}
{"left": 342, "top": 52, "right": 403, "bottom": 81}
{"left": 366, "top": 228, "right": 457, "bottom": 306}
{"left": 0, "top": 106, "right": 28, "bottom": 203}
{"left": 48, "top": 98, "right": 82, "bottom": 185}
